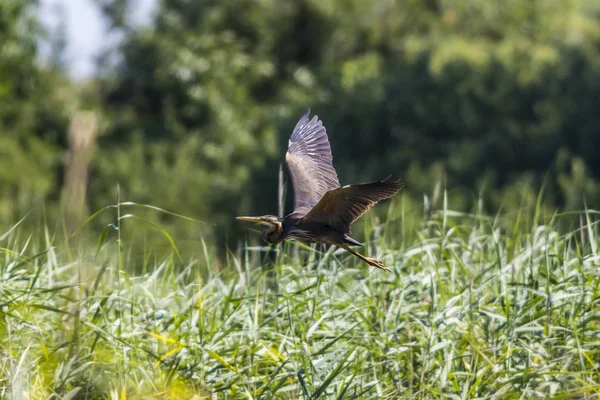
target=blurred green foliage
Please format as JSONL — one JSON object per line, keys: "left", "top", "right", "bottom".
{"left": 2, "top": 0, "right": 600, "bottom": 252}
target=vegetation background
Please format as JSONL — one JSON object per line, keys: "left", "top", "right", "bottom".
{"left": 1, "top": 0, "right": 600, "bottom": 398}
{"left": 3, "top": 0, "right": 600, "bottom": 250}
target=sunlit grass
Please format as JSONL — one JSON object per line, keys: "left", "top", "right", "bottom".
{"left": 1, "top": 199, "right": 600, "bottom": 399}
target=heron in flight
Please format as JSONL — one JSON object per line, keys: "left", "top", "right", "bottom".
{"left": 237, "top": 109, "right": 402, "bottom": 271}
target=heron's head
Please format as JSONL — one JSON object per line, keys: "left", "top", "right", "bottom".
{"left": 236, "top": 215, "right": 283, "bottom": 244}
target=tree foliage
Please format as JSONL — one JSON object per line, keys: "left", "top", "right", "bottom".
{"left": 0, "top": 0, "right": 72, "bottom": 222}
{"left": 2, "top": 0, "right": 600, "bottom": 248}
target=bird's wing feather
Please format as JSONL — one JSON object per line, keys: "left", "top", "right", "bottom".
{"left": 302, "top": 178, "right": 403, "bottom": 234}
{"left": 286, "top": 109, "right": 340, "bottom": 217}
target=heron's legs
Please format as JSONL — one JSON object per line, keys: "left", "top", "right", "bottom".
{"left": 339, "top": 244, "right": 390, "bottom": 272}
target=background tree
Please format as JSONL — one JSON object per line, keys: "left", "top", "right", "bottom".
{"left": 0, "top": 0, "right": 74, "bottom": 225}
{"left": 90, "top": 0, "right": 600, "bottom": 245}
{"left": 2, "top": 0, "right": 600, "bottom": 258}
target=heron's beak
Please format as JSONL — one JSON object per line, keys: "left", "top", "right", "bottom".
{"left": 236, "top": 216, "right": 266, "bottom": 224}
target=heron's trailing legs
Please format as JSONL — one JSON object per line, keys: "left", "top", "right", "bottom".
{"left": 340, "top": 244, "right": 390, "bottom": 272}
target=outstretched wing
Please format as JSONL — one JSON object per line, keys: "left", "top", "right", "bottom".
{"left": 285, "top": 109, "right": 340, "bottom": 217}
{"left": 302, "top": 178, "right": 403, "bottom": 233}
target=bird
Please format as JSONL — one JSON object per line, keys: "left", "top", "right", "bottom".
{"left": 236, "top": 109, "right": 403, "bottom": 271}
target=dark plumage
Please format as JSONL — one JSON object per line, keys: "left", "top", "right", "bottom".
{"left": 237, "top": 109, "right": 403, "bottom": 271}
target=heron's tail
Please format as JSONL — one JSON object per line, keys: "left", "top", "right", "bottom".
{"left": 343, "top": 234, "right": 362, "bottom": 246}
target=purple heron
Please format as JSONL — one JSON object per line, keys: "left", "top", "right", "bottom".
{"left": 237, "top": 109, "right": 402, "bottom": 271}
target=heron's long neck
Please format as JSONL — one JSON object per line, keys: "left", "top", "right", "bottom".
{"left": 265, "top": 219, "right": 284, "bottom": 244}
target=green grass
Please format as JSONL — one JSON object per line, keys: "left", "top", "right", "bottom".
{"left": 1, "top": 201, "right": 600, "bottom": 399}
